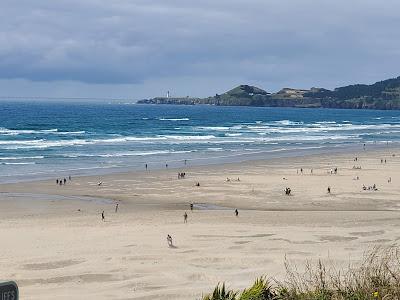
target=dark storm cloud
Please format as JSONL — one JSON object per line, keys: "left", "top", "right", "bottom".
{"left": 1, "top": 0, "right": 400, "bottom": 91}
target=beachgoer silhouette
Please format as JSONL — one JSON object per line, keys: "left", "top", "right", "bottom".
{"left": 184, "top": 159, "right": 187, "bottom": 165}
{"left": 145, "top": 163, "right": 148, "bottom": 170}
{"left": 102, "top": 211, "right": 105, "bottom": 221}
{"left": 166, "top": 163, "right": 168, "bottom": 169}
{"left": 235, "top": 209, "right": 239, "bottom": 217}
{"left": 190, "top": 203, "right": 193, "bottom": 211}
{"left": 184, "top": 212, "right": 188, "bottom": 223}
{"left": 64, "top": 178, "right": 67, "bottom": 184}
{"left": 327, "top": 186, "right": 331, "bottom": 194}
{"left": 69, "top": 175, "right": 71, "bottom": 181}
{"left": 167, "top": 234, "right": 173, "bottom": 247}
{"left": 115, "top": 203, "right": 119, "bottom": 213}
{"left": 56, "top": 179, "right": 59, "bottom": 184}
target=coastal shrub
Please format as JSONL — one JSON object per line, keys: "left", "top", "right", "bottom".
{"left": 201, "top": 246, "right": 400, "bottom": 300}
{"left": 202, "top": 283, "right": 238, "bottom": 300}
{"left": 239, "top": 277, "right": 276, "bottom": 300}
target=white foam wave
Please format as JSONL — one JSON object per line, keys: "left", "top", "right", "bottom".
{"left": 0, "top": 156, "right": 44, "bottom": 160}
{"left": 63, "top": 150, "right": 192, "bottom": 158}
{"left": 159, "top": 118, "right": 190, "bottom": 121}
{"left": 0, "top": 127, "right": 85, "bottom": 136}
{"left": 0, "top": 139, "right": 91, "bottom": 149}
{"left": 0, "top": 162, "right": 36, "bottom": 165}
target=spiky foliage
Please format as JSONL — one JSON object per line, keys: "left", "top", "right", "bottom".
{"left": 202, "top": 283, "right": 238, "bottom": 300}
{"left": 239, "top": 277, "right": 277, "bottom": 300}
{"left": 201, "top": 246, "right": 400, "bottom": 300}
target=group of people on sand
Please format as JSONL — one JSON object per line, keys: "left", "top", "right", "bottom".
{"left": 296, "top": 168, "right": 314, "bottom": 175}
{"left": 165, "top": 204, "right": 240, "bottom": 248}
{"left": 226, "top": 177, "right": 240, "bottom": 182}
{"left": 363, "top": 184, "right": 378, "bottom": 191}
{"left": 329, "top": 167, "right": 338, "bottom": 175}
{"left": 56, "top": 175, "right": 71, "bottom": 186}
{"left": 178, "top": 172, "right": 186, "bottom": 179}
{"left": 100, "top": 202, "right": 120, "bottom": 222}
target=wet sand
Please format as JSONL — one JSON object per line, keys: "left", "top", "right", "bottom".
{"left": 0, "top": 146, "right": 399, "bottom": 299}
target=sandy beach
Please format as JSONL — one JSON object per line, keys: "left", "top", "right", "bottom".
{"left": 1, "top": 146, "right": 400, "bottom": 299}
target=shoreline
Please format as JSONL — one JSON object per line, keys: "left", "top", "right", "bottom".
{"left": 1, "top": 144, "right": 398, "bottom": 210}
{"left": 0, "top": 141, "right": 396, "bottom": 185}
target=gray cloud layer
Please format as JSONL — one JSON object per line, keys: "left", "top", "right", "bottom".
{"left": 1, "top": 0, "right": 400, "bottom": 97}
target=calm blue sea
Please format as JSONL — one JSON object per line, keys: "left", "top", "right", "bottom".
{"left": 0, "top": 101, "right": 399, "bottom": 183}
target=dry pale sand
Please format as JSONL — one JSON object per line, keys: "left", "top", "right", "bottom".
{"left": 0, "top": 146, "right": 400, "bottom": 299}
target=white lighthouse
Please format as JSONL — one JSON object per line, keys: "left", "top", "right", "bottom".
{"left": 166, "top": 91, "right": 170, "bottom": 98}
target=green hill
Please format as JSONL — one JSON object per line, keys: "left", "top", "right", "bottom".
{"left": 138, "top": 76, "right": 400, "bottom": 110}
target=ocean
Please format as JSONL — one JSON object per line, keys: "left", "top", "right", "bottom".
{"left": 0, "top": 101, "right": 399, "bottom": 183}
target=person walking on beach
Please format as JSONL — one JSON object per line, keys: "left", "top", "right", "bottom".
{"left": 115, "top": 203, "right": 119, "bottom": 213}
{"left": 145, "top": 163, "right": 148, "bottom": 170}
{"left": 190, "top": 203, "right": 193, "bottom": 211}
{"left": 184, "top": 212, "right": 188, "bottom": 223}
{"left": 235, "top": 209, "right": 239, "bottom": 217}
{"left": 101, "top": 211, "right": 105, "bottom": 221}
{"left": 165, "top": 163, "right": 168, "bottom": 169}
{"left": 327, "top": 186, "right": 331, "bottom": 194}
{"left": 167, "top": 234, "right": 173, "bottom": 247}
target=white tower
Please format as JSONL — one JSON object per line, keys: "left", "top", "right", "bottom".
{"left": 166, "top": 91, "right": 170, "bottom": 98}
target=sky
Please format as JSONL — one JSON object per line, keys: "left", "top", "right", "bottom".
{"left": 0, "top": 0, "right": 400, "bottom": 100}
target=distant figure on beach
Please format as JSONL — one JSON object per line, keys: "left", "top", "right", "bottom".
{"left": 195, "top": 182, "right": 200, "bottom": 187}
{"left": 145, "top": 163, "right": 148, "bottom": 170}
{"left": 311, "top": 169, "right": 313, "bottom": 174}
{"left": 167, "top": 234, "right": 173, "bottom": 247}
{"left": 69, "top": 175, "right": 71, "bottom": 181}
{"left": 300, "top": 168, "right": 303, "bottom": 174}
{"left": 363, "top": 143, "right": 366, "bottom": 150}
{"left": 56, "top": 179, "right": 59, "bottom": 184}
{"left": 190, "top": 203, "right": 193, "bottom": 211}
{"left": 101, "top": 211, "right": 105, "bottom": 221}
{"left": 165, "top": 163, "right": 168, "bottom": 169}
{"left": 98, "top": 181, "right": 102, "bottom": 186}
{"left": 327, "top": 186, "right": 331, "bottom": 194}
{"left": 235, "top": 209, "right": 239, "bottom": 217}
{"left": 59, "top": 180, "right": 62, "bottom": 186}
{"left": 226, "top": 178, "right": 231, "bottom": 182}
{"left": 285, "top": 187, "right": 291, "bottom": 195}
{"left": 388, "top": 177, "right": 392, "bottom": 183}
{"left": 184, "top": 212, "right": 188, "bottom": 223}
{"left": 115, "top": 203, "right": 119, "bottom": 213}
{"left": 63, "top": 178, "right": 67, "bottom": 184}
{"left": 184, "top": 159, "right": 187, "bottom": 165}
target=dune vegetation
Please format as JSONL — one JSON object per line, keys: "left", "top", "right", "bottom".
{"left": 201, "top": 246, "right": 400, "bottom": 300}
